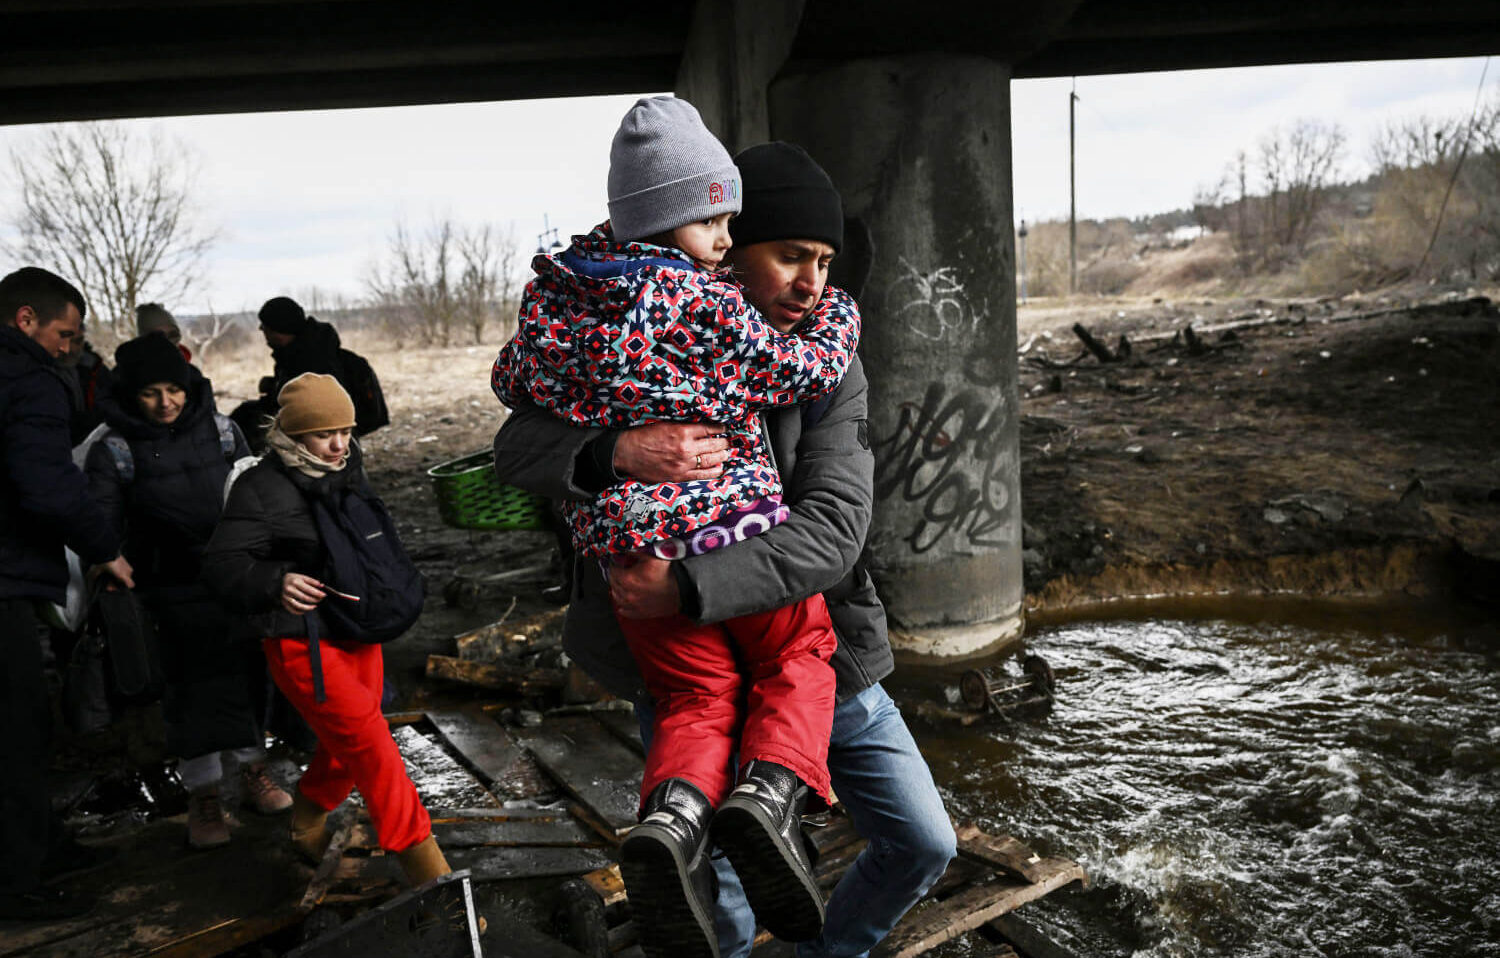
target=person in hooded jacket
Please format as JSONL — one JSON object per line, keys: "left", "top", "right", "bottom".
{"left": 200, "top": 373, "right": 448, "bottom": 888}
{"left": 85, "top": 335, "right": 293, "bottom": 849}
{"left": 229, "top": 297, "right": 387, "bottom": 452}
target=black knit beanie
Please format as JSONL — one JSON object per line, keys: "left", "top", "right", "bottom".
{"left": 258, "top": 296, "right": 308, "bottom": 334}
{"left": 729, "top": 142, "right": 843, "bottom": 253}
{"left": 115, "top": 333, "right": 190, "bottom": 395}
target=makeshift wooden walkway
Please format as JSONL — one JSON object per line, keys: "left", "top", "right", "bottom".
{"left": 0, "top": 702, "right": 1084, "bottom": 957}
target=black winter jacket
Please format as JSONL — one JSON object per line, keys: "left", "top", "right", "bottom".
{"left": 0, "top": 325, "right": 119, "bottom": 603}
{"left": 85, "top": 368, "right": 264, "bottom": 757}
{"left": 85, "top": 369, "right": 249, "bottom": 588}
{"left": 200, "top": 442, "right": 366, "bottom": 640}
{"left": 494, "top": 355, "right": 892, "bottom": 701}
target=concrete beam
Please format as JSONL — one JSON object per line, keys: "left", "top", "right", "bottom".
{"left": 675, "top": 0, "right": 805, "bottom": 153}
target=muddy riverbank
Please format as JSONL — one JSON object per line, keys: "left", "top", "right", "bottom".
{"left": 1013, "top": 290, "right": 1500, "bottom": 615}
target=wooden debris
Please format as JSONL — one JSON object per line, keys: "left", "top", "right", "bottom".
{"left": 1183, "top": 324, "right": 1207, "bottom": 355}
{"left": 392, "top": 724, "right": 501, "bottom": 810}
{"left": 444, "top": 845, "right": 612, "bottom": 882}
{"left": 426, "top": 654, "right": 567, "bottom": 696}
{"left": 1072, "top": 322, "right": 1116, "bottom": 363}
{"left": 871, "top": 843, "right": 1086, "bottom": 958}
{"left": 954, "top": 824, "right": 1053, "bottom": 884}
{"left": 435, "top": 817, "right": 602, "bottom": 849}
{"left": 590, "top": 707, "right": 645, "bottom": 757}
{"left": 425, "top": 707, "right": 528, "bottom": 790}
{"left": 514, "top": 716, "right": 643, "bottom": 836}
{"left": 300, "top": 820, "right": 355, "bottom": 909}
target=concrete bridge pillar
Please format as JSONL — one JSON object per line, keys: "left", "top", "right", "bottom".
{"left": 768, "top": 56, "right": 1023, "bottom": 656}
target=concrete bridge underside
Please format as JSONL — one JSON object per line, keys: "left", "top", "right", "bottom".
{"left": 7, "top": 0, "right": 1498, "bottom": 653}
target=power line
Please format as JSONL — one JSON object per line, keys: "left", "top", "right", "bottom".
{"left": 1416, "top": 56, "right": 1491, "bottom": 275}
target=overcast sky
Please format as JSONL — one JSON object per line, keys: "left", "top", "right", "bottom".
{"left": 0, "top": 55, "right": 1491, "bottom": 315}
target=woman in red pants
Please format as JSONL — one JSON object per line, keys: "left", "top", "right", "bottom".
{"left": 201, "top": 373, "right": 447, "bottom": 885}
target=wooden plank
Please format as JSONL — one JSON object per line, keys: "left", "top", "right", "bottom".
{"left": 513, "top": 716, "right": 642, "bottom": 836}
{"left": 590, "top": 707, "right": 646, "bottom": 757}
{"left": 871, "top": 861, "right": 1087, "bottom": 958}
{"left": 426, "top": 654, "right": 567, "bottom": 696}
{"left": 435, "top": 818, "right": 603, "bottom": 849}
{"left": 926, "top": 856, "right": 993, "bottom": 899}
{"left": 445, "top": 845, "right": 613, "bottom": 882}
{"left": 426, "top": 707, "right": 528, "bottom": 788}
{"left": 806, "top": 813, "right": 862, "bottom": 857}
{"left": 429, "top": 805, "right": 564, "bottom": 822}
{"left": 954, "top": 825, "right": 1052, "bottom": 884}
{"left": 391, "top": 724, "right": 501, "bottom": 810}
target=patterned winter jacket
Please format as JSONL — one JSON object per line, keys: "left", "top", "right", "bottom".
{"left": 491, "top": 222, "right": 861, "bottom": 558}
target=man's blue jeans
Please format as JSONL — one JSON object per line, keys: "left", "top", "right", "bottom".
{"left": 637, "top": 682, "right": 956, "bottom": 958}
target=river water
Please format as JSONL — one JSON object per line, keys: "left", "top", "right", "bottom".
{"left": 890, "top": 600, "right": 1500, "bottom": 958}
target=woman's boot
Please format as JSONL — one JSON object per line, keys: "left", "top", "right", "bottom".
{"left": 710, "top": 759, "right": 824, "bottom": 942}
{"left": 289, "top": 787, "right": 330, "bottom": 864}
{"left": 620, "top": 777, "right": 719, "bottom": 958}
{"left": 396, "top": 835, "right": 451, "bottom": 886}
{"left": 186, "top": 787, "right": 231, "bottom": 849}
{"left": 241, "top": 762, "right": 294, "bottom": 815}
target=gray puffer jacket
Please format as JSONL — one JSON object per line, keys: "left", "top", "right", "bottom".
{"left": 493, "top": 355, "right": 892, "bottom": 702}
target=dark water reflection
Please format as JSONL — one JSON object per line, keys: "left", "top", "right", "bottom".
{"left": 888, "top": 601, "right": 1500, "bottom": 957}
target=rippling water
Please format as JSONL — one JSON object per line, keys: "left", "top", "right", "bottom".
{"left": 889, "top": 601, "right": 1500, "bottom": 958}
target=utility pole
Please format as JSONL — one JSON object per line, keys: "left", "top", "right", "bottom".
{"left": 1069, "top": 80, "right": 1079, "bottom": 296}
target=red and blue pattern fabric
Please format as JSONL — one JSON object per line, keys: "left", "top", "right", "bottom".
{"left": 492, "top": 221, "right": 861, "bottom": 558}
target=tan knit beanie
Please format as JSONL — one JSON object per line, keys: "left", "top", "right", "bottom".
{"left": 276, "top": 373, "right": 356, "bottom": 435}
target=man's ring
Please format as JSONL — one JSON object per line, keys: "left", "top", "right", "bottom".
{"left": 695, "top": 454, "right": 703, "bottom": 468}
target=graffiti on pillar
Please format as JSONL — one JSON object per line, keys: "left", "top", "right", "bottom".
{"left": 886, "top": 257, "right": 983, "bottom": 342}
{"left": 872, "top": 382, "right": 1014, "bottom": 554}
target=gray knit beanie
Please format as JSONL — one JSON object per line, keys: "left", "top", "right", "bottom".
{"left": 607, "top": 96, "right": 742, "bottom": 242}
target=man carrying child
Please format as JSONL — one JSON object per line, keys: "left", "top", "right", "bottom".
{"left": 494, "top": 98, "right": 955, "bottom": 958}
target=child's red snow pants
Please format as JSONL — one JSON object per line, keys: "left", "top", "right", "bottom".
{"left": 616, "top": 593, "right": 837, "bottom": 809}
{"left": 262, "top": 636, "right": 431, "bottom": 853}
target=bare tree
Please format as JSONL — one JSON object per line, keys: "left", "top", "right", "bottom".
{"left": 6, "top": 122, "right": 215, "bottom": 338}
{"left": 187, "top": 304, "right": 242, "bottom": 360}
{"left": 366, "top": 218, "right": 523, "bottom": 346}
{"left": 1257, "top": 120, "right": 1345, "bottom": 257}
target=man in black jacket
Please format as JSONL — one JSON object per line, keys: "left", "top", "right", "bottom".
{"left": 0, "top": 267, "right": 133, "bottom": 920}
{"left": 494, "top": 144, "right": 955, "bottom": 958}
{"left": 230, "top": 296, "right": 387, "bottom": 452}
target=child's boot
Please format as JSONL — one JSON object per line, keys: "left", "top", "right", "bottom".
{"left": 288, "top": 787, "right": 330, "bottom": 864}
{"left": 709, "top": 759, "right": 823, "bottom": 942}
{"left": 620, "top": 778, "right": 719, "bottom": 958}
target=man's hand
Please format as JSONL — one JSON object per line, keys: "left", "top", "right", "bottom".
{"left": 609, "top": 555, "right": 682, "bottom": 620}
{"left": 281, "top": 572, "right": 326, "bottom": 615}
{"left": 614, "top": 423, "right": 730, "bottom": 483}
{"left": 90, "top": 555, "right": 135, "bottom": 590}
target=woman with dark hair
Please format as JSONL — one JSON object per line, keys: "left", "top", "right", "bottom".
{"left": 201, "top": 373, "right": 448, "bottom": 886}
{"left": 85, "top": 335, "right": 292, "bottom": 849}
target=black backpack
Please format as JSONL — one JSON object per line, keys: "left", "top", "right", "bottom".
{"left": 336, "top": 349, "right": 390, "bottom": 436}
{"left": 303, "top": 480, "right": 424, "bottom": 700}
{"left": 311, "top": 483, "right": 423, "bottom": 643}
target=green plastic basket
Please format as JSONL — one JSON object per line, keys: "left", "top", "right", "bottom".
{"left": 427, "top": 450, "right": 548, "bottom": 531}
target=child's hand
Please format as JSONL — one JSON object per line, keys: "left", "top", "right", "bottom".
{"left": 615, "top": 422, "right": 729, "bottom": 482}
